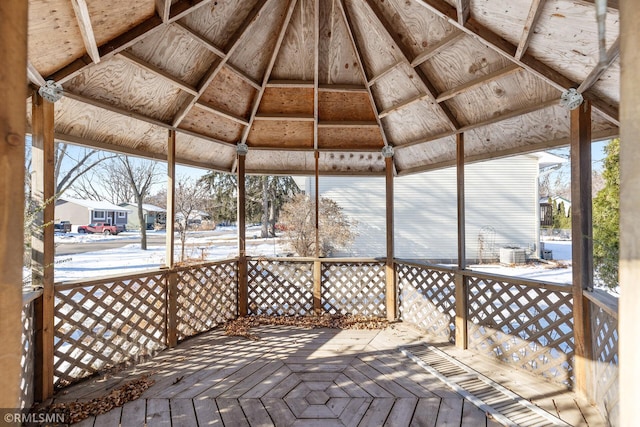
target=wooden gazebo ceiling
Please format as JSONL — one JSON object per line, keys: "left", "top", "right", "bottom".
{"left": 26, "top": 0, "right": 620, "bottom": 175}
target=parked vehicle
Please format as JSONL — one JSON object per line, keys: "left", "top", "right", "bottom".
{"left": 54, "top": 221, "right": 71, "bottom": 233}
{"left": 77, "top": 222, "right": 124, "bottom": 235}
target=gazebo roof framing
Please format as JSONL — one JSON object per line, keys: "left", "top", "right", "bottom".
{"left": 26, "top": 0, "right": 619, "bottom": 175}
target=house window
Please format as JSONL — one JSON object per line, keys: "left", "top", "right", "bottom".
{"left": 93, "top": 211, "right": 105, "bottom": 220}
{"left": 118, "top": 212, "right": 126, "bottom": 218}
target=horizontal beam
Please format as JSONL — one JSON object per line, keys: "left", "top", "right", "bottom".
{"left": 367, "top": 60, "right": 403, "bottom": 87}
{"left": 195, "top": 101, "right": 250, "bottom": 126}
{"left": 318, "top": 84, "right": 368, "bottom": 93}
{"left": 436, "top": 64, "right": 521, "bottom": 103}
{"left": 317, "top": 121, "right": 379, "bottom": 128}
{"left": 118, "top": 51, "right": 198, "bottom": 95}
{"left": 253, "top": 114, "right": 315, "bottom": 122}
{"left": 379, "top": 93, "right": 432, "bottom": 118}
{"left": 172, "top": 21, "right": 226, "bottom": 57}
{"left": 411, "top": 31, "right": 465, "bottom": 67}
{"left": 267, "top": 80, "right": 315, "bottom": 88}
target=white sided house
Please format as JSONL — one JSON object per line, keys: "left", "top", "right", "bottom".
{"left": 307, "top": 154, "right": 552, "bottom": 263}
{"left": 55, "top": 198, "right": 129, "bottom": 232}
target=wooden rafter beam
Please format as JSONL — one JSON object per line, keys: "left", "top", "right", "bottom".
{"left": 337, "top": 0, "right": 391, "bottom": 147}
{"left": 314, "top": 0, "right": 319, "bottom": 150}
{"left": 401, "top": 98, "right": 559, "bottom": 148}
{"left": 412, "top": 0, "right": 619, "bottom": 126}
{"left": 436, "top": 63, "right": 521, "bottom": 102}
{"left": 195, "top": 101, "right": 250, "bottom": 126}
{"left": 254, "top": 114, "right": 314, "bottom": 122}
{"left": 367, "top": 60, "right": 403, "bottom": 87}
{"left": 578, "top": 36, "right": 620, "bottom": 93}
{"left": 456, "top": 0, "right": 470, "bottom": 25}
{"left": 379, "top": 93, "right": 431, "bottom": 118}
{"left": 240, "top": 0, "right": 300, "bottom": 144}
{"left": 27, "top": 61, "right": 46, "bottom": 87}
{"left": 318, "top": 121, "right": 379, "bottom": 128}
{"left": 172, "top": 0, "right": 272, "bottom": 127}
{"left": 155, "top": 0, "right": 171, "bottom": 22}
{"left": 118, "top": 51, "right": 198, "bottom": 95}
{"left": 172, "top": 22, "right": 226, "bottom": 57}
{"left": 411, "top": 31, "right": 464, "bottom": 67}
{"left": 364, "top": 0, "right": 459, "bottom": 131}
{"left": 168, "top": 0, "right": 212, "bottom": 23}
{"left": 70, "top": 0, "right": 100, "bottom": 64}
{"left": 515, "top": 0, "right": 546, "bottom": 60}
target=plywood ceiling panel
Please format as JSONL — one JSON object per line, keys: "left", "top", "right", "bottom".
{"left": 179, "top": 107, "right": 244, "bottom": 143}
{"left": 200, "top": 66, "right": 257, "bottom": 119}
{"left": 271, "top": 0, "right": 315, "bottom": 81}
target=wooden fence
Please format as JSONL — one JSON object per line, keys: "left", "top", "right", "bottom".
{"left": 20, "top": 290, "right": 40, "bottom": 409}
{"left": 20, "top": 257, "right": 617, "bottom": 424}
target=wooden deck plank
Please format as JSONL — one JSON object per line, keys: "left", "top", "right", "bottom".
{"left": 239, "top": 398, "right": 275, "bottom": 427}
{"left": 92, "top": 406, "right": 121, "bottom": 427}
{"left": 242, "top": 365, "right": 293, "bottom": 398}
{"left": 460, "top": 400, "right": 488, "bottom": 427}
{"left": 435, "top": 398, "right": 464, "bottom": 426}
{"left": 146, "top": 398, "right": 171, "bottom": 427}
{"left": 333, "top": 373, "right": 371, "bottom": 398}
{"left": 357, "top": 398, "right": 395, "bottom": 426}
{"left": 220, "top": 360, "right": 285, "bottom": 398}
{"left": 120, "top": 397, "right": 146, "bottom": 427}
{"left": 342, "top": 366, "right": 393, "bottom": 398}
{"left": 193, "top": 396, "right": 224, "bottom": 425}
{"left": 262, "top": 373, "right": 302, "bottom": 399}
{"left": 364, "top": 353, "right": 440, "bottom": 398}
{"left": 171, "top": 398, "right": 198, "bottom": 427}
{"left": 262, "top": 398, "right": 297, "bottom": 427}
{"left": 339, "top": 397, "right": 373, "bottom": 427}
{"left": 73, "top": 415, "right": 95, "bottom": 427}
{"left": 384, "top": 397, "right": 419, "bottom": 426}
{"left": 216, "top": 398, "right": 250, "bottom": 427}
{"left": 352, "top": 357, "right": 417, "bottom": 397}
{"left": 410, "top": 397, "right": 441, "bottom": 427}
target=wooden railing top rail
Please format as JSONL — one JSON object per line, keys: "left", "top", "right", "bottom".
{"left": 248, "top": 256, "right": 386, "bottom": 263}
{"left": 173, "top": 258, "right": 238, "bottom": 272}
{"left": 22, "top": 289, "right": 43, "bottom": 306}
{"left": 585, "top": 289, "right": 618, "bottom": 319}
{"left": 462, "top": 269, "right": 573, "bottom": 293}
{"left": 394, "top": 259, "right": 457, "bottom": 273}
{"left": 54, "top": 268, "right": 169, "bottom": 291}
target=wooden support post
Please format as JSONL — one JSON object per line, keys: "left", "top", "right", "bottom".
{"left": 165, "top": 129, "right": 175, "bottom": 269}
{"left": 570, "top": 100, "right": 593, "bottom": 398}
{"left": 385, "top": 156, "right": 396, "bottom": 321}
{"left": 237, "top": 152, "right": 248, "bottom": 316}
{"left": 455, "top": 133, "right": 467, "bottom": 349}
{"left": 313, "top": 260, "right": 322, "bottom": 315}
{"left": 0, "top": 1, "right": 28, "bottom": 408}
{"left": 32, "top": 90, "right": 55, "bottom": 402}
{"left": 620, "top": 2, "right": 640, "bottom": 424}
{"left": 315, "top": 151, "right": 320, "bottom": 258}
{"left": 166, "top": 271, "right": 178, "bottom": 347}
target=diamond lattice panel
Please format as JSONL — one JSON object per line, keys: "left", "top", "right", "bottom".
{"left": 53, "top": 273, "right": 167, "bottom": 388}
{"left": 248, "top": 260, "right": 314, "bottom": 316}
{"left": 176, "top": 261, "right": 238, "bottom": 341}
{"left": 321, "top": 262, "right": 386, "bottom": 317}
{"left": 467, "top": 276, "right": 574, "bottom": 386}
{"left": 20, "top": 299, "right": 36, "bottom": 408}
{"left": 590, "top": 301, "right": 619, "bottom": 426}
{"left": 397, "top": 263, "right": 456, "bottom": 342}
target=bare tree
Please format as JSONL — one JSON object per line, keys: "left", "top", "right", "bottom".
{"left": 279, "top": 194, "right": 356, "bottom": 257}
{"left": 175, "top": 177, "right": 208, "bottom": 261}
{"left": 54, "top": 143, "right": 116, "bottom": 195}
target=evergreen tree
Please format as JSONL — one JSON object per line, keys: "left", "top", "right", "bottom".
{"left": 592, "top": 139, "right": 620, "bottom": 288}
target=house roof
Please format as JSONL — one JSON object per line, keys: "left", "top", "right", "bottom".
{"left": 26, "top": 0, "right": 619, "bottom": 176}
{"left": 120, "top": 203, "right": 167, "bottom": 213}
{"left": 59, "top": 198, "right": 130, "bottom": 212}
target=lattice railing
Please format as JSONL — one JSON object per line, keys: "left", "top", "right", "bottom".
{"left": 466, "top": 273, "right": 574, "bottom": 385}
{"left": 396, "top": 262, "right": 456, "bottom": 342}
{"left": 53, "top": 272, "right": 167, "bottom": 388}
{"left": 20, "top": 292, "right": 39, "bottom": 409}
{"left": 321, "top": 261, "right": 386, "bottom": 317}
{"left": 248, "top": 259, "right": 314, "bottom": 316}
{"left": 588, "top": 293, "right": 619, "bottom": 426}
{"left": 176, "top": 260, "right": 238, "bottom": 340}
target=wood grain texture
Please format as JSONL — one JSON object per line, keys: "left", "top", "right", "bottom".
{"left": 228, "top": 0, "right": 290, "bottom": 81}
{"left": 200, "top": 66, "right": 257, "bottom": 118}
{"left": 179, "top": 106, "right": 244, "bottom": 143}
{"left": 258, "top": 88, "right": 315, "bottom": 115}
{"left": 126, "top": 23, "right": 218, "bottom": 86}
{"left": 318, "top": 127, "right": 384, "bottom": 150}
{"left": 245, "top": 150, "right": 316, "bottom": 174}
{"left": 525, "top": 0, "right": 620, "bottom": 85}
{"left": 443, "top": 68, "right": 560, "bottom": 126}
{"left": 247, "top": 121, "right": 314, "bottom": 149}
{"left": 419, "top": 35, "right": 512, "bottom": 95}
{"left": 381, "top": 103, "right": 453, "bottom": 146}
{"left": 175, "top": 133, "right": 236, "bottom": 171}
{"left": 65, "top": 56, "right": 192, "bottom": 122}
{"left": 271, "top": 0, "right": 315, "bottom": 81}
{"left": 394, "top": 136, "right": 456, "bottom": 170}
{"left": 318, "top": 91, "right": 376, "bottom": 121}
{"left": 343, "top": 0, "right": 405, "bottom": 79}
{"left": 28, "top": 0, "right": 86, "bottom": 76}
{"left": 470, "top": 0, "right": 529, "bottom": 47}
{"left": 85, "top": 0, "right": 155, "bottom": 47}
{"left": 589, "top": 57, "right": 620, "bottom": 107}
{"left": 370, "top": 63, "right": 426, "bottom": 112}
{"left": 318, "top": 0, "right": 364, "bottom": 85}
{"left": 320, "top": 151, "right": 385, "bottom": 174}
{"left": 180, "top": 0, "right": 261, "bottom": 50}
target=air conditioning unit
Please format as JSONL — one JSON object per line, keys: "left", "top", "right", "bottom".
{"left": 500, "top": 247, "right": 526, "bottom": 265}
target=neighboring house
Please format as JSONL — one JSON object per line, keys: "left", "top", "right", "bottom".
{"left": 304, "top": 154, "right": 557, "bottom": 263}
{"left": 55, "top": 198, "right": 129, "bottom": 232}
{"left": 119, "top": 203, "right": 166, "bottom": 230}
{"left": 175, "top": 210, "right": 212, "bottom": 227}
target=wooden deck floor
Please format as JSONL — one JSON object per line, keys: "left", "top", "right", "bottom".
{"left": 54, "top": 324, "right": 606, "bottom": 426}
